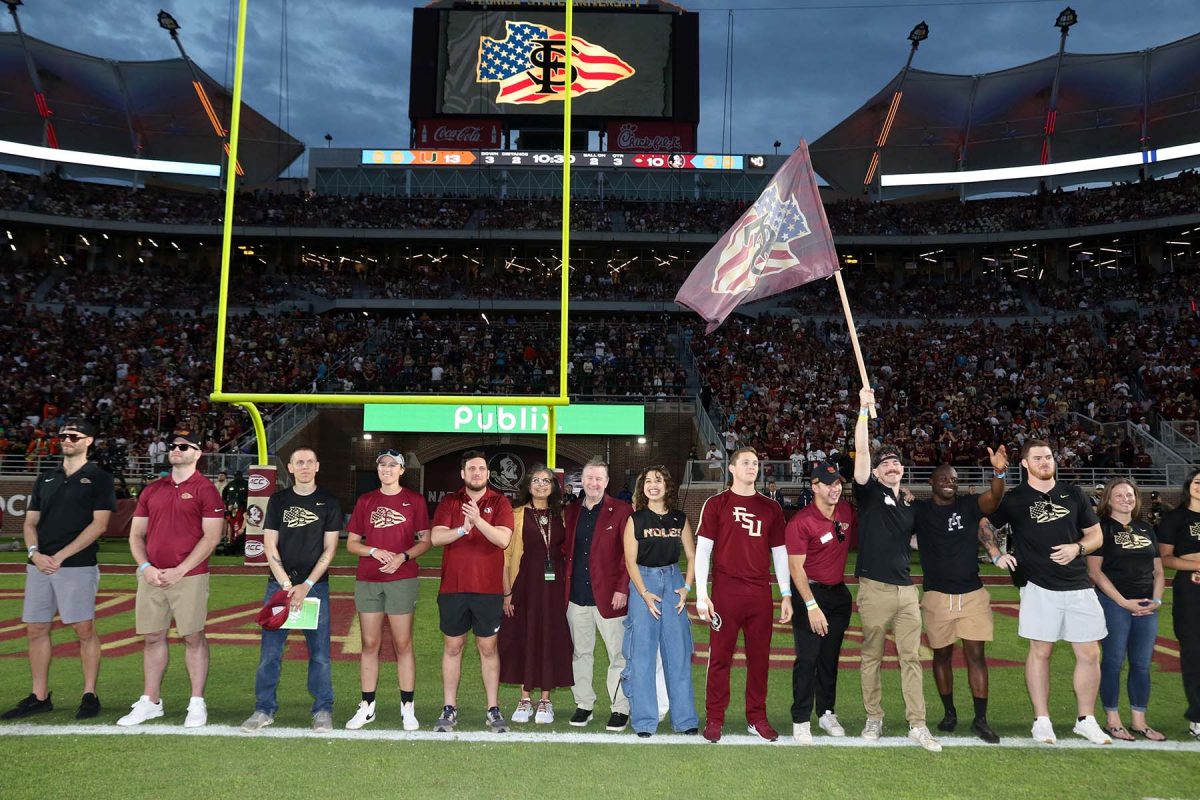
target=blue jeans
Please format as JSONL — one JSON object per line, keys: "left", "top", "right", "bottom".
{"left": 254, "top": 579, "right": 333, "bottom": 716}
{"left": 622, "top": 565, "right": 698, "bottom": 734}
{"left": 1097, "top": 591, "right": 1158, "bottom": 713}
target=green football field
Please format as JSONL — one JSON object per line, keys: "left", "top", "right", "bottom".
{"left": 0, "top": 550, "right": 1197, "bottom": 800}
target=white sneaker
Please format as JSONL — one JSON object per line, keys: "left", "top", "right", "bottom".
{"left": 184, "top": 697, "right": 207, "bottom": 728}
{"left": 819, "top": 711, "right": 845, "bottom": 737}
{"left": 345, "top": 700, "right": 376, "bottom": 730}
{"left": 534, "top": 699, "right": 554, "bottom": 724}
{"left": 512, "top": 698, "right": 533, "bottom": 723}
{"left": 1031, "top": 717, "right": 1057, "bottom": 744}
{"left": 1072, "top": 716, "right": 1113, "bottom": 745}
{"left": 792, "top": 721, "right": 813, "bottom": 745}
{"left": 401, "top": 701, "right": 419, "bottom": 731}
{"left": 909, "top": 726, "right": 943, "bottom": 753}
{"left": 1190, "top": 721, "right": 1200, "bottom": 739}
{"left": 861, "top": 717, "right": 883, "bottom": 741}
{"left": 117, "top": 696, "right": 163, "bottom": 727}
{"left": 240, "top": 710, "right": 273, "bottom": 732}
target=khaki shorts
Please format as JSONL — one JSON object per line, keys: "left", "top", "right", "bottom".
{"left": 354, "top": 578, "right": 419, "bottom": 616}
{"left": 920, "top": 587, "right": 994, "bottom": 649}
{"left": 135, "top": 573, "right": 209, "bottom": 636}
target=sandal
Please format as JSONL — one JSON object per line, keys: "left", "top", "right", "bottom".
{"left": 1131, "top": 727, "right": 1166, "bottom": 742}
{"left": 1104, "top": 725, "right": 1135, "bottom": 741}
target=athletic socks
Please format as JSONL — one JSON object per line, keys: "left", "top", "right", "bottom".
{"left": 400, "top": 690, "right": 414, "bottom": 704}
{"left": 940, "top": 693, "right": 956, "bottom": 717}
{"left": 973, "top": 696, "right": 988, "bottom": 721}
{"left": 362, "top": 691, "right": 376, "bottom": 703}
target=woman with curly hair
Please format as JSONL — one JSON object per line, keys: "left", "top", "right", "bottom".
{"left": 621, "top": 465, "right": 698, "bottom": 737}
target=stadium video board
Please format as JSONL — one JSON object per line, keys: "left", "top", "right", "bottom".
{"left": 410, "top": 6, "right": 699, "bottom": 123}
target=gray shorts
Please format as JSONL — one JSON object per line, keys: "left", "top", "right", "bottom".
{"left": 1018, "top": 582, "right": 1107, "bottom": 643}
{"left": 22, "top": 564, "right": 100, "bottom": 625}
{"left": 354, "top": 578, "right": 419, "bottom": 616}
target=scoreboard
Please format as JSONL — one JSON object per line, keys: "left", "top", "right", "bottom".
{"left": 360, "top": 149, "right": 770, "bottom": 171}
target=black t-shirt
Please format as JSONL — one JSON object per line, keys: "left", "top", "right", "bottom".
{"left": 632, "top": 508, "right": 686, "bottom": 568}
{"left": 987, "top": 481, "right": 1099, "bottom": 592}
{"left": 853, "top": 478, "right": 915, "bottom": 586}
{"left": 914, "top": 495, "right": 984, "bottom": 594}
{"left": 29, "top": 462, "right": 117, "bottom": 568}
{"left": 1157, "top": 507, "right": 1200, "bottom": 575}
{"left": 264, "top": 488, "right": 343, "bottom": 584}
{"left": 1095, "top": 517, "right": 1158, "bottom": 599}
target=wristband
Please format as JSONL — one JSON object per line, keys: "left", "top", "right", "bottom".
{"left": 304, "top": 579, "right": 315, "bottom": 589}
{"left": 27, "top": 545, "right": 38, "bottom": 556}
{"left": 682, "top": 583, "right": 692, "bottom": 594}
{"left": 805, "top": 599, "right": 818, "bottom": 611}
{"left": 1153, "top": 598, "right": 1163, "bottom": 606}
{"left": 137, "top": 562, "right": 151, "bottom": 574}
{"left": 368, "top": 547, "right": 376, "bottom": 557}
{"left": 458, "top": 526, "right": 468, "bottom": 537}
{"left": 991, "top": 554, "right": 1002, "bottom": 565}
{"left": 780, "top": 588, "right": 792, "bottom": 598}
{"left": 993, "top": 471, "right": 1006, "bottom": 480}
{"left": 402, "top": 552, "right": 410, "bottom": 564}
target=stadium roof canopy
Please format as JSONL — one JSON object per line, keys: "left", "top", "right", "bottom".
{"left": 0, "top": 33, "right": 302, "bottom": 186}
{"left": 811, "top": 32, "right": 1200, "bottom": 196}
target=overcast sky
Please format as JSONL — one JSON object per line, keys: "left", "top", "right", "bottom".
{"left": 5, "top": 0, "right": 1194, "bottom": 169}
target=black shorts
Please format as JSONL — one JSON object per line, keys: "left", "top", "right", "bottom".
{"left": 438, "top": 592, "right": 503, "bottom": 638}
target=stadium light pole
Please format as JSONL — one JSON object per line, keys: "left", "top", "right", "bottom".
{"left": 1040, "top": 6, "right": 1077, "bottom": 166}
{"left": 862, "top": 21, "right": 928, "bottom": 195}
{"left": 5, "top": 0, "right": 59, "bottom": 167}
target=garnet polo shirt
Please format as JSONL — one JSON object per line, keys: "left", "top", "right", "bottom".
{"left": 134, "top": 471, "right": 225, "bottom": 576}
{"left": 433, "top": 487, "right": 515, "bottom": 595}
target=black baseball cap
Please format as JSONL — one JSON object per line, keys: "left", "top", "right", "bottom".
{"left": 168, "top": 428, "right": 203, "bottom": 447}
{"left": 812, "top": 462, "right": 842, "bottom": 485}
{"left": 61, "top": 418, "right": 97, "bottom": 438}
{"left": 872, "top": 445, "right": 903, "bottom": 468}
{"left": 376, "top": 449, "right": 406, "bottom": 466}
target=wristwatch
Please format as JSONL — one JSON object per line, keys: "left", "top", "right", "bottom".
{"left": 1077, "top": 542, "right": 1086, "bottom": 558}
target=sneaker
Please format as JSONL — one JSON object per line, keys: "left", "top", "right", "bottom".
{"left": 1072, "top": 716, "right": 1113, "bottom": 746}
{"left": 605, "top": 712, "right": 630, "bottom": 732}
{"left": 534, "top": 699, "right": 554, "bottom": 724}
{"left": 184, "top": 697, "right": 207, "bottom": 729}
{"left": 569, "top": 707, "right": 593, "bottom": 727}
{"left": 971, "top": 717, "right": 1001, "bottom": 744}
{"left": 511, "top": 698, "right": 533, "bottom": 723}
{"left": 312, "top": 710, "right": 333, "bottom": 733}
{"left": 346, "top": 700, "right": 376, "bottom": 730}
{"left": 909, "top": 726, "right": 943, "bottom": 753}
{"left": 747, "top": 720, "right": 779, "bottom": 742}
{"left": 433, "top": 705, "right": 457, "bottom": 733}
{"left": 117, "top": 696, "right": 163, "bottom": 727}
{"left": 818, "top": 711, "right": 845, "bottom": 737}
{"left": 1190, "top": 721, "right": 1200, "bottom": 739}
{"left": 241, "top": 711, "right": 274, "bottom": 732}
{"left": 792, "top": 721, "right": 813, "bottom": 745}
{"left": 76, "top": 693, "right": 100, "bottom": 720}
{"left": 2, "top": 693, "right": 53, "bottom": 720}
{"left": 637, "top": 731, "right": 652, "bottom": 738}
{"left": 1031, "top": 717, "right": 1057, "bottom": 744}
{"left": 486, "top": 706, "right": 509, "bottom": 733}
{"left": 861, "top": 717, "right": 883, "bottom": 741}
{"left": 401, "top": 701, "right": 419, "bottom": 731}
{"left": 703, "top": 720, "right": 722, "bottom": 743}
{"left": 937, "top": 711, "right": 958, "bottom": 732}
{"left": 683, "top": 727, "right": 698, "bottom": 735}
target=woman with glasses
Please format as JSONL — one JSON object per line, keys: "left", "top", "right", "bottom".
{"left": 1087, "top": 477, "right": 1165, "bottom": 741}
{"left": 621, "top": 465, "right": 699, "bottom": 737}
{"left": 499, "top": 466, "right": 573, "bottom": 724}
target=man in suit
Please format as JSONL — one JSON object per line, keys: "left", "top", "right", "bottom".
{"left": 767, "top": 480, "right": 788, "bottom": 508}
{"left": 563, "top": 456, "right": 635, "bottom": 731}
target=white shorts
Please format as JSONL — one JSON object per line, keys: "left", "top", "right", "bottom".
{"left": 1018, "top": 582, "right": 1107, "bottom": 643}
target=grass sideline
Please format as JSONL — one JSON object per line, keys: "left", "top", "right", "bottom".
{"left": 0, "top": 572, "right": 1195, "bottom": 799}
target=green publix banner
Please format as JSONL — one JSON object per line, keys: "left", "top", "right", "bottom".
{"left": 363, "top": 403, "right": 645, "bottom": 436}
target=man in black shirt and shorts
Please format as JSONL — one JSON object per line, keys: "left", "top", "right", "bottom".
{"left": 980, "top": 439, "right": 1110, "bottom": 745}
{"left": 913, "top": 447, "right": 1008, "bottom": 743}
{"left": 4, "top": 419, "right": 115, "bottom": 721}
{"left": 853, "top": 388, "right": 940, "bottom": 752}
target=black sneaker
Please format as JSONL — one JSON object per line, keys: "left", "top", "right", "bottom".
{"left": 76, "top": 693, "right": 101, "bottom": 720}
{"left": 569, "top": 707, "right": 593, "bottom": 727}
{"left": 605, "top": 712, "right": 630, "bottom": 732}
{"left": 937, "top": 711, "right": 958, "bottom": 732}
{"left": 971, "top": 717, "right": 1001, "bottom": 744}
{"left": 2, "top": 693, "right": 52, "bottom": 720}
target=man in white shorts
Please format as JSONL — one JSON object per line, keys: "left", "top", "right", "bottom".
{"left": 980, "top": 439, "right": 1110, "bottom": 745}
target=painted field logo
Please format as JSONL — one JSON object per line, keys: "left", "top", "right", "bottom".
{"left": 477, "top": 20, "right": 634, "bottom": 105}
{"left": 248, "top": 475, "right": 270, "bottom": 492}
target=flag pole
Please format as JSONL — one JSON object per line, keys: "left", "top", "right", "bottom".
{"left": 833, "top": 270, "right": 876, "bottom": 418}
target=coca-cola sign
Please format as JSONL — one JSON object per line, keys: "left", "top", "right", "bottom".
{"left": 416, "top": 118, "right": 501, "bottom": 149}
{"left": 607, "top": 121, "right": 695, "bottom": 153}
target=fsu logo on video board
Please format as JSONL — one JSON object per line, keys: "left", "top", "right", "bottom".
{"left": 477, "top": 20, "right": 634, "bottom": 105}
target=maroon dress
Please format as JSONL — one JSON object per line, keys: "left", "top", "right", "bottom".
{"left": 498, "top": 510, "right": 573, "bottom": 690}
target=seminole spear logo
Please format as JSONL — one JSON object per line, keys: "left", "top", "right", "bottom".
{"left": 477, "top": 21, "right": 635, "bottom": 105}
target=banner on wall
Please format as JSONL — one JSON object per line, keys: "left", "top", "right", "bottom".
{"left": 243, "top": 465, "right": 276, "bottom": 566}
{"left": 606, "top": 120, "right": 694, "bottom": 153}
{"left": 415, "top": 118, "right": 502, "bottom": 148}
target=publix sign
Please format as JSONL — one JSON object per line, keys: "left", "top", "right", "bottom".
{"left": 363, "top": 404, "right": 644, "bottom": 435}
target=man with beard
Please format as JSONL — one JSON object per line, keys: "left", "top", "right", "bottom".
{"left": 912, "top": 449, "right": 1008, "bottom": 743}
{"left": 980, "top": 439, "right": 1110, "bottom": 745}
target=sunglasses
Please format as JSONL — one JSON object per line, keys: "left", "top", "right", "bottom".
{"left": 60, "top": 433, "right": 90, "bottom": 442}
{"left": 832, "top": 521, "right": 846, "bottom": 543}
{"left": 167, "top": 442, "right": 199, "bottom": 451}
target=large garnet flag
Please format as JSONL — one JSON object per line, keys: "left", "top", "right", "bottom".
{"left": 675, "top": 141, "right": 839, "bottom": 332}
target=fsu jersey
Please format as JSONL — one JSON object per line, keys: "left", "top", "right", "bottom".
{"left": 696, "top": 490, "right": 785, "bottom": 591}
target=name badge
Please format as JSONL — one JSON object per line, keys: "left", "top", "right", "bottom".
{"left": 819, "top": 532, "right": 834, "bottom": 544}
{"left": 544, "top": 558, "right": 556, "bottom": 581}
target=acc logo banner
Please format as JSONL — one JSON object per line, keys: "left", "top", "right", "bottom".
{"left": 477, "top": 21, "right": 634, "bottom": 105}
{"left": 248, "top": 475, "right": 270, "bottom": 492}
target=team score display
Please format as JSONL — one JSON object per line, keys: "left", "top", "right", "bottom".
{"left": 478, "top": 151, "right": 628, "bottom": 168}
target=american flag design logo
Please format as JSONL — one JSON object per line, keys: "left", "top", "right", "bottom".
{"left": 712, "top": 184, "right": 812, "bottom": 295}
{"left": 477, "top": 21, "right": 634, "bottom": 105}
{"left": 283, "top": 507, "right": 320, "bottom": 528}
{"left": 371, "top": 507, "right": 407, "bottom": 528}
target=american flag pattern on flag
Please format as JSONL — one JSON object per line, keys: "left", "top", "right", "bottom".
{"left": 476, "top": 20, "right": 635, "bottom": 105}
{"left": 675, "top": 140, "right": 840, "bottom": 333}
